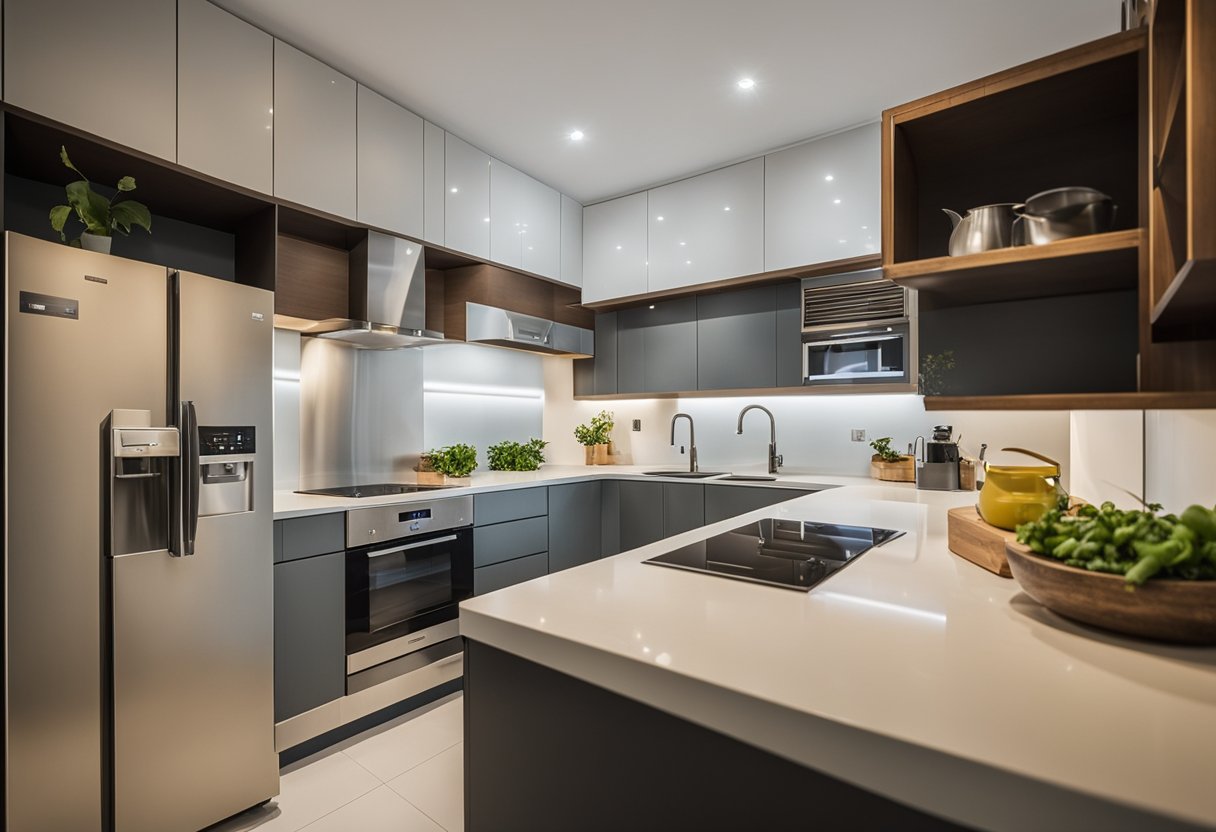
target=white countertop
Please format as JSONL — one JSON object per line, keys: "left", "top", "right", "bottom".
{"left": 458, "top": 486, "right": 1216, "bottom": 831}
{"left": 273, "top": 465, "right": 876, "bottom": 519}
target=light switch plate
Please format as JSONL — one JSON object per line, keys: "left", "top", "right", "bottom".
{"left": 632, "top": 419, "right": 641, "bottom": 431}
{"left": 851, "top": 429, "right": 866, "bottom": 442}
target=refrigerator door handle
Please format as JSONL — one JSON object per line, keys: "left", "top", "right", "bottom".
{"left": 176, "top": 400, "right": 200, "bottom": 556}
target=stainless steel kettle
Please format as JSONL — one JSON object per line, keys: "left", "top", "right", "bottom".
{"left": 943, "top": 204, "right": 1022, "bottom": 256}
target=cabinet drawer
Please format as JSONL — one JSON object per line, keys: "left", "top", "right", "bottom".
{"left": 474, "top": 552, "right": 548, "bottom": 595}
{"left": 474, "top": 516, "right": 548, "bottom": 567}
{"left": 275, "top": 513, "right": 346, "bottom": 562}
{"left": 474, "top": 488, "right": 548, "bottom": 526}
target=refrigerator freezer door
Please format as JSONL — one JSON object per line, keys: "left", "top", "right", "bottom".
{"left": 4, "top": 232, "right": 169, "bottom": 832}
{"left": 111, "top": 272, "right": 278, "bottom": 831}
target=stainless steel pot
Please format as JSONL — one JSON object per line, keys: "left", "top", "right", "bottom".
{"left": 1016, "top": 187, "right": 1116, "bottom": 244}
{"left": 943, "top": 204, "right": 1023, "bottom": 256}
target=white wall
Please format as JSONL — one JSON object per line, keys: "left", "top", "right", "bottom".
{"left": 1145, "top": 410, "right": 1216, "bottom": 513}
{"left": 1069, "top": 411, "right": 1143, "bottom": 506}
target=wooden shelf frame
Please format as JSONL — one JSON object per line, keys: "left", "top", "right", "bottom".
{"left": 885, "top": 229, "right": 1143, "bottom": 307}
{"left": 924, "top": 391, "right": 1216, "bottom": 411}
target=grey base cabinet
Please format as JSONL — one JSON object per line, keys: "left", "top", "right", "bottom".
{"left": 474, "top": 552, "right": 548, "bottom": 595}
{"left": 274, "top": 552, "right": 346, "bottom": 722}
{"left": 662, "top": 483, "right": 704, "bottom": 537}
{"left": 548, "top": 481, "right": 604, "bottom": 572}
{"left": 619, "top": 481, "right": 665, "bottom": 551}
{"left": 704, "top": 484, "right": 815, "bottom": 525}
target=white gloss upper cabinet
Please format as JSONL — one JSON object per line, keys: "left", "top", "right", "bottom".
{"left": 178, "top": 0, "right": 273, "bottom": 194}
{"left": 274, "top": 41, "right": 357, "bottom": 219}
{"left": 647, "top": 159, "right": 764, "bottom": 292}
{"left": 445, "top": 134, "right": 491, "bottom": 259}
{"left": 490, "top": 159, "right": 560, "bottom": 278}
{"left": 560, "top": 195, "right": 583, "bottom": 289}
{"left": 357, "top": 86, "right": 424, "bottom": 238}
{"left": 6, "top": 0, "right": 176, "bottom": 160}
{"left": 764, "top": 123, "right": 880, "bottom": 270}
{"left": 423, "top": 121, "right": 446, "bottom": 245}
{"left": 582, "top": 192, "right": 649, "bottom": 304}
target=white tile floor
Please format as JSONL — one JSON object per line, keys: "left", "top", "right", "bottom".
{"left": 206, "top": 693, "right": 464, "bottom": 832}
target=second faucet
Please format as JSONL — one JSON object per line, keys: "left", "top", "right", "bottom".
{"left": 737, "top": 405, "right": 783, "bottom": 474}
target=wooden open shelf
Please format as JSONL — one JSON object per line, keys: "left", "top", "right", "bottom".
{"left": 885, "top": 229, "right": 1143, "bottom": 307}
{"left": 924, "top": 390, "right": 1216, "bottom": 411}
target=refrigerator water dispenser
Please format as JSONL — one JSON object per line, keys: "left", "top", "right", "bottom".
{"left": 198, "top": 426, "right": 256, "bottom": 516}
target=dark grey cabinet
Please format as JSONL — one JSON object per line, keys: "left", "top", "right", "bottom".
{"left": 662, "top": 483, "right": 705, "bottom": 537}
{"left": 474, "top": 487, "right": 548, "bottom": 526}
{"left": 618, "top": 481, "right": 665, "bottom": 551}
{"left": 775, "top": 281, "right": 804, "bottom": 388}
{"left": 274, "top": 513, "right": 346, "bottom": 563}
{"left": 274, "top": 552, "right": 346, "bottom": 722}
{"left": 704, "top": 484, "right": 815, "bottom": 525}
{"left": 548, "top": 481, "right": 604, "bottom": 572}
{"left": 474, "top": 552, "right": 548, "bottom": 595}
{"left": 618, "top": 297, "right": 697, "bottom": 394}
{"left": 473, "top": 516, "right": 548, "bottom": 568}
{"left": 697, "top": 286, "right": 777, "bottom": 390}
{"left": 574, "top": 311, "right": 618, "bottom": 397}
{"left": 601, "top": 480, "right": 622, "bottom": 557}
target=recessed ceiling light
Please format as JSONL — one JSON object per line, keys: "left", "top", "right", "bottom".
{"left": 824, "top": 174, "right": 834, "bottom": 182}
{"left": 723, "top": 206, "right": 731, "bottom": 211}
{"left": 450, "top": 187, "right": 459, "bottom": 193}
{"left": 833, "top": 198, "right": 841, "bottom": 204}
{"left": 616, "top": 245, "right": 622, "bottom": 250}
{"left": 685, "top": 259, "right": 692, "bottom": 265}
{"left": 569, "top": 129, "right": 585, "bottom": 141}
{"left": 679, "top": 241, "right": 686, "bottom": 246}
{"left": 737, "top": 78, "right": 756, "bottom": 90}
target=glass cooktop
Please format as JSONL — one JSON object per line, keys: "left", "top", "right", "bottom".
{"left": 643, "top": 518, "right": 904, "bottom": 591}
{"left": 296, "top": 483, "right": 454, "bottom": 498}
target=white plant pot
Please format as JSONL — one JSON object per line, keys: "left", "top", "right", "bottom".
{"left": 79, "top": 233, "right": 112, "bottom": 254}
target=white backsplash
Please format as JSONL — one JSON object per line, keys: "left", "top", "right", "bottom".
{"left": 1145, "top": 409, "right": 1216, "bottom": 513}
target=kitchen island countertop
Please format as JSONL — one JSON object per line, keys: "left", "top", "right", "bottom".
{"left": 459, "top": 485, "right": 1216, "bottom": 831}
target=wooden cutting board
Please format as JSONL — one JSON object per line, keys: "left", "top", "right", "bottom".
{"left": 947, "top": 506, "right": 1016, "bottom": 578}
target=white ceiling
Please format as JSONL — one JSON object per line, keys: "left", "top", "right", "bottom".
{"left": 215, "top": 0, "right": 1122, "bottom": 205}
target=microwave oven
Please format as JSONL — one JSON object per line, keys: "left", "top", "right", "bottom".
{"left": 801, "top": 270, "right": 916, "bottom": 387}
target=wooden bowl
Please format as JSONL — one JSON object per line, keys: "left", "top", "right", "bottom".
{"left": 1005, "top": 542, "right": 1216, "bottom": 645}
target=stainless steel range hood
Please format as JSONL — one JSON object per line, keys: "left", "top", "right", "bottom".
{"left": 306, "top": 230, "right": 446, "bottom": 349}
{"left": 464, "top": 302, "right": 594, "bottom": 357}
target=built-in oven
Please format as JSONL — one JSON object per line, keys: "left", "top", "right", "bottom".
{"left": 344, "top": 497, "right": 473, "bottom": 685}
{"left": 801, "top": 270, "right": 916, "bottom": 387}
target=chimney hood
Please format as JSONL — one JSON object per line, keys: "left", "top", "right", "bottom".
{"left": 464, "top": 302, "right": 594, "bottom": 358}
{"left": 306, "top": 230, "right": 446, "bottom": 349}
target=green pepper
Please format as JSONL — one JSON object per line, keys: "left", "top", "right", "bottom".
{"left": 1053, "top": 538, "right": 1081, "bottom": 559}
{"left": 1181, "top": 505, "right": 1216, "bottom": 541}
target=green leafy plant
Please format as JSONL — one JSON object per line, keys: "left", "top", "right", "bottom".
{"left": 869, "top": 437, "right": 906, "bottom": 463}
{"left": 425, "top": 444, "right": 478, "bottom": 478}
{"left": 487, "top": 438, "right": 548, "bottom": 472}
{"left": 919, "top": 350, "right": 956, "bottom": 397}
{"left": 50, "top": 146, "right": 152, "bottom": 244}
{"left": 573, "top": 410, "right": 615, "bottom": 446}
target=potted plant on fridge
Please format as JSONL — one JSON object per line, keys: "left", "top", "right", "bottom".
{"left": 49, "top": 146, "right": 152, "bottom": 254}
{"left": 869, "top": 437, "right": 915, "bottom": 482}
{"left": 574, "top": 410, "right": 614, "bottom": 465}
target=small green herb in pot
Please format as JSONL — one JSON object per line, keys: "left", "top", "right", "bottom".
{"left": 869, "top": 437, "right": 905, "bottom": 463}
{"left": 487, "top": 438, "right": 548, "bottom": 472}
{"left": 425, "top": 444, "right": 478, "bottom": 478}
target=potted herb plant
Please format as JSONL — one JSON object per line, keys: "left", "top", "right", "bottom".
{"left": 869, "top": 437, "right": 915, "bottom": 482}
{"left": 574, "top": 410, "right": 614, "bottom": 465}
{"left": 418, "top": 443, "right": 478, "bottom": 483}
{"left": 487, "top": 438, "right": 548, "bottom": 472}
{"left": 49, "top": 147, "right": 152, "bottom": 254}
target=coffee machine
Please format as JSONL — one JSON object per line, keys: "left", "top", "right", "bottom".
{"left": 914, "top": 425, "right": 961, "bottom": 491}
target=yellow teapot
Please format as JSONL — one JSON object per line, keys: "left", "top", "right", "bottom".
{"left": 977, "top": 447, "right": 1066, "bottom": 531}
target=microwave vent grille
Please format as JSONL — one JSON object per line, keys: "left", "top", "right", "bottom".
{"left": 803, "top": 280, "right": 905, "bottom": 328}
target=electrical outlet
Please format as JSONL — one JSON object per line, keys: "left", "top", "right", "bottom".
{"left": 632, "top": 419, "right": 642, "bottom": 431}
{"left": 851, "top": 429, "right": 866, "bottom": 442}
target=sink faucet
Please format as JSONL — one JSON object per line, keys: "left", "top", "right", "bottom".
{"left": 736, "top": 404, "right": 783, "bottom": 474}
{"left": 670, "top": 413, "right": 698, "bottom": 473}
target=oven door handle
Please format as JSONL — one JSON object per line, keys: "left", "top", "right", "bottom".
{"left": 367, "top": 534, "right": 459, "bottom": 558}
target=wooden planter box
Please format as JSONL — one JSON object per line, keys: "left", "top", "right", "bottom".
{"left": 870, "top": 454, "right": 915, "bottom": 482}
{"left": 583, "top": 443, "right": 612, "bottom": 465}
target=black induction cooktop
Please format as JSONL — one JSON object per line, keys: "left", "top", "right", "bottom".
{"left": 643, "top": 518, "right": 904, "bottom": 591}
{"left": 295, "top": 483, "right": 454, "bottom": 498}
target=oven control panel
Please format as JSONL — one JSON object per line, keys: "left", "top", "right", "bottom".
{"left": 346, "top": 496, "right": 473, "bottom": 547}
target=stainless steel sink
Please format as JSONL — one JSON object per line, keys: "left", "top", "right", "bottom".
{"left": 641, "top": 471, "right": 729, "bottom": 479}
{"left": 717, "top": 474, "right": 777, "bottom": 482}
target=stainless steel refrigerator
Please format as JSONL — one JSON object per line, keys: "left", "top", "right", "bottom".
{"left": 4, "top": 232, "right": 278, "bottom": 831}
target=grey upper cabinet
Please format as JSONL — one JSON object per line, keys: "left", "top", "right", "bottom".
{"left": 618, "top": 481, "right": 664, "bottom": 552}
{"left": 574, "top": 311, "right": 617, "bottom": 397}
{"left": 274, "top": 41, "right": 357, "bottom": 219}
{"left": 357, "top": 86, "right": 424, "bottom": 238}
{"left": 178, "top": 0, "right": 273, "bottom": 194}
{"left": 618, "top": 297, "right": 697, "bottom": 394}
{"left": 582, "top": 192, "right": 649, "bottom": 304}
{"left": 647, "top": 159, "right": 765, "bottom": 293}
{"left": 764, "top": 123, "right": 881, "bottom": 269}
{"left": 776, "top": 282, "right": 804, "bottom": 387}
{"left": 490, "top": 160, "right": 560, "bottom": 278}
{"left": 445, "top": 134, "right": 491, "bottom": 259}
{"left": 548, "top": 482, "right": 604, "bottom": 572}
{"left": 662, "top": 483, "right": 704, "bottom": 537}
{"left": 697, "top": 286, "right": 777, "bottom": 391}
{"left": 6, "top": 0, "right": 176, "bottom": 160}
{"left": 274, "top": 552, "right": 346, "bottom": 722}
{"left": 560, "top": 195, "right": 584, "bottom": 289}
{"left": 423, "top": 121, "right": 446, "bottom": 245}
